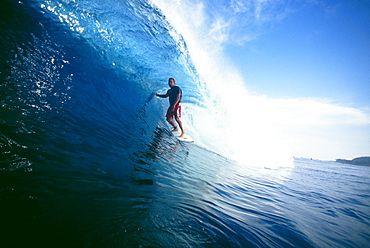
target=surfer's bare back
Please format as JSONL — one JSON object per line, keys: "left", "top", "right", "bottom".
{"left": 156, "top": 78, "right": 186, "bottom": 138}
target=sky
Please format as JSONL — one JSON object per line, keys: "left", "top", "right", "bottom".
{"left": 222, "top": 0, "right": 370, "bottom": 108}
{"left": 151, "top": 0, "right": 370, "bottom": 161}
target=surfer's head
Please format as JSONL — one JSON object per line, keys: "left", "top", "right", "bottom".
{"left": 168, "top": 78, "right": 175, "bottom": 87}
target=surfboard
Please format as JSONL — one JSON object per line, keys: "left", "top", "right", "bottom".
{"left": 172, "top": 130, "right": 194, "bottom": 143}
{"left": 177, "top": 135, "right": 194, "bottom": 142}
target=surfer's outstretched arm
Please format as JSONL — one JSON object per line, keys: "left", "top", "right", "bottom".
{"left": 156, "top": 92, "right": 168, "bottom": 98}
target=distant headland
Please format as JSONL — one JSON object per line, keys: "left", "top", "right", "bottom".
{"left": 336, "top": 157, "right": 370, "bottom": 167}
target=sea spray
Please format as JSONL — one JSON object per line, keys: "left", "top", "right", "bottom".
{"left": 150, "top": 0, "right": 293, "bottom": 167}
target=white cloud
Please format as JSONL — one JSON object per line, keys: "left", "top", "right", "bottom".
{"left": 230, "top": 0, "right": 252, "bottom": 14}
{"left": 266, "top": 97, "right": 370, "bottom": 126}
{"left": 262, "top": 97, "right": 370, "bottom": 159}
{"left": 209, "top": 17, "right": 231, "bottom": 43}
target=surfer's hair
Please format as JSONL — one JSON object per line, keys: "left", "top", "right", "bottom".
{"left": 169, "top": 78, "right": 175, "bottom": 83}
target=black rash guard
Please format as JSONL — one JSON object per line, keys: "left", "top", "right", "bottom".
{"left": 165, "top": 86, "right": 182, "bottom": 105}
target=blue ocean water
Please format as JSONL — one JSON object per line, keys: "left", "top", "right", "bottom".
{"left": 1, "top": 0, "right": 370, "bottom": 247}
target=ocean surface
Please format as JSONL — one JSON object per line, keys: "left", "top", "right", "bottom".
{"left": 1, "top": 0, "right": 370, "bottom": 247}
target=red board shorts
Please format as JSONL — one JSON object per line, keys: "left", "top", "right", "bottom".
{"left": 166, "top": 102, "right": 181, "bottom": 119}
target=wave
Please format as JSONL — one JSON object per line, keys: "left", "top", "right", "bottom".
{"left": 0, "top": 0, "right": 291, "bottom": 175}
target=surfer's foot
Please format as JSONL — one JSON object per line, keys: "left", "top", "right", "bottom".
{"left": 179, "top": 133, "right": 186, "bottom": 138}
{"left": 172, "top": 127, "right": 179, "bottom": 132}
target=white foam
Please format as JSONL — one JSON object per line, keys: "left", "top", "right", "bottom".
{"left": 150, "top": 0, "right": 293, "bottom": 168}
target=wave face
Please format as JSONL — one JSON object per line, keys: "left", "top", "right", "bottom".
{"left": 1, "top": 0, "right": 370, "bottom": 247}
{"left": 1, "top": 0, "right": 201, "bottom": 173}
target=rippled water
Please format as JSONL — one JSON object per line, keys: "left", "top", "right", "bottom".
{"left": 2, "top": 146, "right": 370, "bottom": 247}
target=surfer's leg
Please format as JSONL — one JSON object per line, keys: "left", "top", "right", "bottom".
{"left": 175, "top": 116, "right": 185, "bottom": 138}
{"left": 166, "top": 107, "right": 178, "bottom": 131}
{"left": 174, "top": 103, "right": 185, "bottom": 137}
{"left": 173, "top": 103, "right": 185, "bottom": 137}
{"left": 166, "top": 116, "right": 178, "bottom": 131}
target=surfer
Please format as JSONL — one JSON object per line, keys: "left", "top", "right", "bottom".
{"left": 156, "top": 78, "right": 186, "bottom": 138}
